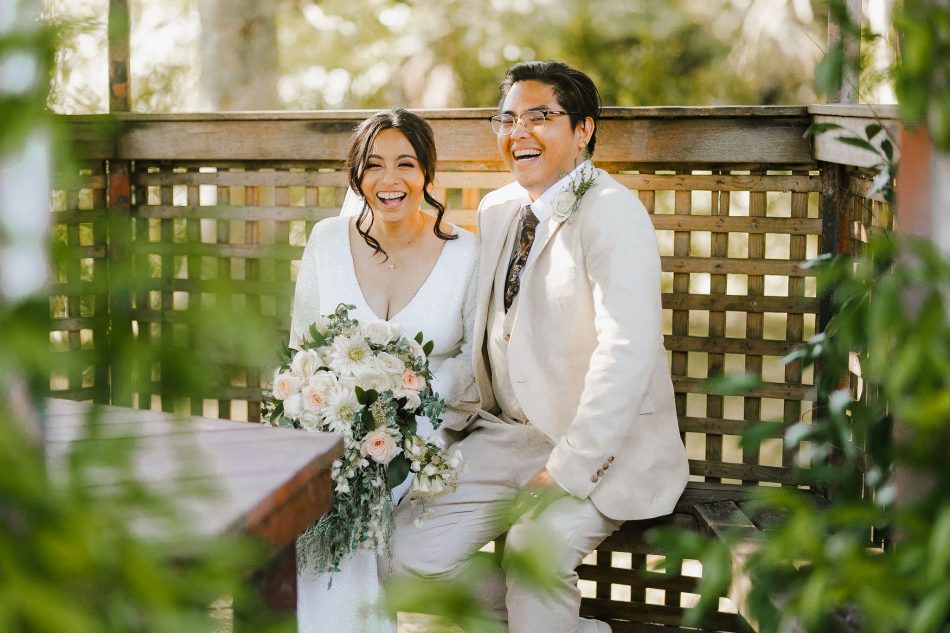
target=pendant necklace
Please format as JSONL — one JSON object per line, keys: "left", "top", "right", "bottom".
{"left": 382, "top": 220, "right": 426, "bottom": 272}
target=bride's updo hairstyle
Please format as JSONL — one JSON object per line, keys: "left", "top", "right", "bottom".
{"left": 347, "top": 108, "right": 456, "bottom": 257}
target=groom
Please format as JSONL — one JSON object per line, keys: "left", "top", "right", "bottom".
{"left": 391, "top": 61, "right": 689, "bottom": 633}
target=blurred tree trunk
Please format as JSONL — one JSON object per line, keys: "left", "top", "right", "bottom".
{"left": 198, "top": 0, "right": 279, "bottom": 110}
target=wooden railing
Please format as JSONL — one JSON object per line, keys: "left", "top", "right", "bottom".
{"left": 50, "top": 104, "right": 898, "bottom": 631}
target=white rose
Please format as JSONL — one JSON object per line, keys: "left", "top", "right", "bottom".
{"left": 407, "top": 338, "right": 426, "bottom": 360}
{"left": 423, "top": 463, "right": 438, "bottom": 476}
{"left": 361, "top": 320, "right": 400, "bottom": 345}
{"left": 401, "top": 391, "right": 422, "bottom": 412}
{"left": 299, "top": 412, "right": 322, "bottom": 432}
{"left": 352, "top": 365, "right": 392, "bottom": 393}
{"left": 272, "top": 370, "right": 302, "bottom": 401}
{"left": 313, "top": 317, "right": 332, "bottom": 336}
{"left": 429, "top": 478, "right": 445, "bottom": 495}
{"left": 360, "top": 429, "right": 401, "bottom": 465}
{"left": 551, "top": 189, "right": 575, "bottom": 222}
{"left": 375, "top": 352, "right": 407, "bottom": 377}
{"left": 290, "top": 349, "right": 322, "bottom": 379}
{"left": 282, "top": 393, "right": 303, "bottom": 420}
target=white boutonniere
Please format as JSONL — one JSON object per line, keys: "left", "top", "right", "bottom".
{"left": 550, "top": 158, "right": 597, "bottom": 224}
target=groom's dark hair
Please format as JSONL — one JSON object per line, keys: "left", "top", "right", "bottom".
{"left": 499, "top": 61, "right": 602, "bottom": 155}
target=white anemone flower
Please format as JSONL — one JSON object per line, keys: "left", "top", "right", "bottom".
{"left": 323, "top": 385, "right": 361, "bottom": 433}
{"left": 328, "top": 334, "right": 374, "bottom": 377}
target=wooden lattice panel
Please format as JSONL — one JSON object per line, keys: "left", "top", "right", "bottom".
{"left": 128, "top": 161, "right": 350, "bottom": 419}
{"left": 49, "top": 161, "right": 110, "bottom": 402}
{"left": 622, "top": 168, "right": 822, "bottom": 486}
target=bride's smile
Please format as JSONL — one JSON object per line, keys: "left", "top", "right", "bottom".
{"left": 360, "top": 127, "right": 426, "bottom": 223}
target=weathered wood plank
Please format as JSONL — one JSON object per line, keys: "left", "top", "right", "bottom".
{"left": 136, "top": 204, "right": 340, "bottom": 222}
{"left": 43, "top": 398, "right": 341, "bottom": 547}
{"left": 673, "top": 376, "right": 812, "bottom": 400}
{"left": 678, "top": 416, "right": 785, "bottom": 437}
{"left": 650, "top": 215, "right": 821, "bottom": 234}
{"left": 580, "top": 598, "right": 746, "bottom": 630}
{"left": 60, "top": 109, "right": 812, "bottom": 164}
{"left": 810, "top": 112, "right": 901, "bottom": 168}
{"left": 664, "top": 335, "right": 801, "bottom": 356}
{"left": 614, "top": 173, "right": 821, "bottom": 192}
{"left": 662, "top": 256, "right": 810, "bottom": 276}
{"left": 689, "top": 459, "right": 793, "bottom": 483}
{"left": 661, "top": 293, "right": 819, "bottom": 314}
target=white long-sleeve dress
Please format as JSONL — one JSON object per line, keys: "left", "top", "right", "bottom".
{"left": 290, "top": 215, "right": 478, "bottom": 633}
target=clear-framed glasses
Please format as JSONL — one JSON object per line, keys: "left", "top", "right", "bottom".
{"left": 489, "top": 110, "right": 575, "bottom": 135}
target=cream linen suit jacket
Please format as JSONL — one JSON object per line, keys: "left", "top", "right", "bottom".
{"left": 466, "top": 169, "right": 689, "bottom": 522}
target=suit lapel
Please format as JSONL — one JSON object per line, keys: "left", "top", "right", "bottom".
{"left": 472, "top": 200, "right": 522, "bottom": 384}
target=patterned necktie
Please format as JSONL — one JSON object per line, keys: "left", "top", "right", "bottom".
{"left": 503, "top": 205, "right": 539, "bottom": 312}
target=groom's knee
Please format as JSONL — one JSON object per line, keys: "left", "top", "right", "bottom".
{"left": 386, "top": 527, "right": 464, "bottom": 581}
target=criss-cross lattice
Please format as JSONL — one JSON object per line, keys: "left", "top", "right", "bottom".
{"left": 503, "top": 205, "right": 539, "bottom": 311}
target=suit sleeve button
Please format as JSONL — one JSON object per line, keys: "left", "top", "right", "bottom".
{"left": 607, "top": 456, "right": 615, "bottom": 462}
{"left": 504, "top": 333, "right": 511, "bottom": 341}
{"left": 603, "top": 463, "right": 610, "bottom": 470}
{"left": 590, "top": 475, "right": 598, "bottom": 483}
{"left": 596, "top": 469, "right": 605, "bottom": 477}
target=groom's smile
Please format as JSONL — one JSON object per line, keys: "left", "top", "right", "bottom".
{"left": 497, "top": 80, "right": 592, "bottom": 201}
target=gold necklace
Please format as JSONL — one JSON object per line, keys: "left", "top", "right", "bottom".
{"left": 379, "top": 220, "right": 427, "bottom": 272}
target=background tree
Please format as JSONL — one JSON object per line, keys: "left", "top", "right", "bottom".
{"left": 198, "top": 0, "right": 279, "bottom": 110}
{"left": 49, "top": 0, "right": 836, "bottom": 113}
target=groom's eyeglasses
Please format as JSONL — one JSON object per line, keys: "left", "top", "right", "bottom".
{"left": 489, "top": 110, "right": 575, "bottom": 135}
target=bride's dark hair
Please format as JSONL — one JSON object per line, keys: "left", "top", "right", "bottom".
{"left": 346, "top": 109, "right": 456, "bottom": 258}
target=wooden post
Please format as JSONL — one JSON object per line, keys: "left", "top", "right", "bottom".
{"left": 108, "top": 0, "right": 131, "bottom": 112}
{"left": 892, "top": 126, "right": 945, "bottom": 515}
{"left": 828, "top": 0, "right": 862, "bottom": 104}
{"left": 106, "top": 159, "right": 134, "bottom": 406}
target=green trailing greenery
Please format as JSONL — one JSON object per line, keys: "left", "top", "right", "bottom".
{"left": 1, "top": 4, "right": 295, "bottom": 631}
{"left": 652, "top": 3, "right": 950, "bottom": 630}
{"left": 655, "top": 233, "right": 950, "bottom": 632}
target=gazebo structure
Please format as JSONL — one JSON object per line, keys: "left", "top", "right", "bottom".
{"left": 40, "top": 0, "right": 921, "bottom": 629}
{"left": 51, "top": 101, "right": 897, "bottom": 631}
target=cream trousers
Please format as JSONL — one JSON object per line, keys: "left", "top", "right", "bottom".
{"left": 387, "top": 414, "right": 620, "bottom": 633}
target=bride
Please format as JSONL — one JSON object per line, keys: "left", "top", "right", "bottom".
{"left": 290, "top": 109, "right": 478, "bottom": 633}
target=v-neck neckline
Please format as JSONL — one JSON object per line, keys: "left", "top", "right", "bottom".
{"left": 344, "top": 219, "right": 453, "bottom": 323}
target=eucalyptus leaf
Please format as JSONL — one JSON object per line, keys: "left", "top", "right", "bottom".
{"left": 385, "top": 454, "right": 411, "bottom": 490}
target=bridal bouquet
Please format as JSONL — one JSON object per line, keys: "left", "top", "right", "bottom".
{"left": 263, "top": 304, "right": 461, "bottom": 573}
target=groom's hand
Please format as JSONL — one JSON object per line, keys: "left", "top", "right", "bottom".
{"left": 512, "top": 468, "right": 569, "bottom": 521}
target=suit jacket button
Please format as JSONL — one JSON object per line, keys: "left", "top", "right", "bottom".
{"left": 590, "top": 475, "right": 598, "bottom": 483}
{"left": 504, "top": 333, "right": 511, "bottom": 341}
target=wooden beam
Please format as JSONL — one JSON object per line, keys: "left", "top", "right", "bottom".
{"left": 108, "top": 0, "right": 130, "bottom": 112}
{"left": 57, "top": 108, "right": 814, "bottom": 165}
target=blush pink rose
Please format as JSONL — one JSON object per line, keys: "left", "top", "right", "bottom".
{"left": 360, "top": 429, "right": 400, "bottom": 465}
{"left": 401, "top": 370, "right": 425, "bottom": 392}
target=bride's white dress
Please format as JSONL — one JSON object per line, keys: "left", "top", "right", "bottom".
{"left": 290, "top": 214, "right": 478, "bottom": 633}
